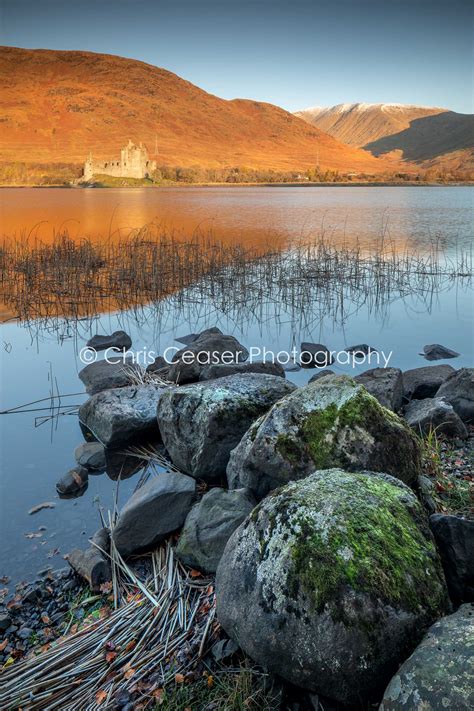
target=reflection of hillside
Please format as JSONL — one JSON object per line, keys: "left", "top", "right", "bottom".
{"left": 364, "top": 112, "right": 474, "bottom": 162}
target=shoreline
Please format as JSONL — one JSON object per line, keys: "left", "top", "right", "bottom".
{"left": 1, "top": 180, "right": 473, "bottom": 189}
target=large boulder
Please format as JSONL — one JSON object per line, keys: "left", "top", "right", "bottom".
{"left": 436, "top": 368, "right": 474, "bottom": 423}
{"left": 198, "top": 361, "right": 285, "bottom": 381}
{"left": 429, "top": 514, "right": 474, "bottom": 605}
{"left": 79, "top": 358, "right": 142, "bottom": 395}
{"left": 86, "top": 330, "right": 132, "bottom": 352}
{"left": 167, "top": 332, "right": 249, "bottom": 384}
{"left": 217, "top": 469, "right": 449, "bottom": 706}
{"left": 79, "top": 384, "right": 165, "bottom": 448}
{"left": 379, "top": 604, "right": 474, "bottom": 710}
{"left": 355, "top": 367, "right": 403, "bottom": 411}
{"left": 112, "top": 471, "right": 196, "bottom": 556}
{"left": 157, "top": 374, "right": 296, "bottom": 482}
{"left": 227, "top": 375, "right": 421, "bottom": 500}
{"left": 176, "top": 487, "right": 256, "bottom": 573}
{"left": 402, "top": 364, "right": 455, "bottom": 401}
{"left": 404, "top": 397, "right": 468, "bottom": 438}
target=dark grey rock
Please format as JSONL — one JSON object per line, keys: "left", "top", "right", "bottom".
{"left": 145, "top": 356, "right": 168, "bottom": 374}
{"left": 176, "top": 488, "right": 256, "bottom": 573}
{"left": 74, "top": 442, "right": 106, "bottom": 471}
{"left": 67, "top": 547, "right": 111, "bottom": 591}
{"left": 168, "top": 332, "right": 249, "bottom": 384}
{"left": 91, "top": 527, "right": 111, "bottom": 556}
{"left": 0, "top": 613, "right": 11, "bottom": 632}
{"left": 56, "top": 466, "right": 89, "bottom": 496}
{"left": 104, "top": 447, "right": 147, "bottom": 481}
{"left": 379, "top": 604, "right": 474, "bottom": 710}
{"left": 403, "top": 364, "right": 455, "bottom": 401}
{"left": 112, "top": 472, "right": 196, "bottom": 557}
{"left": 417, "top": 475, "right": 437, "bottom": 515}
{"left": 86, "top": 330, "right": 132, "bottom": 352}
{"left": 436, "top": 368, "right": 474, "bottom": 423}
{"left": 79, "top": 384, "right": 165, "bottom": 448}
{"left": 355, "top": 367, "right": 404, "bottom": 411}
{"left": 175, "top": 327, "right": 222, "bottom": 346}
{"left": 79, "top": 357, "right": 142, "bottom": 395}
{"left": 422, "top": 343, "right": 460, "bottom": 361}
{"left": 430, "top": 515, "right": 474, "bottom": 605}
{"left": 345, "top": 343, "right": 378, "bottom": 357}
{"left": 300, "top": 342, "right": 334, "bottom": 368}
{"left": 157, "top": 373, "right": 296, "bottom": 482}
{"left": 404, "top": 397, "right": 468, "bottom": 438}
{"left": 199, "top": 361, "right": 285, "bottom": 381}
{"left": 308, "top": 369, "right": 335, "bottom": 383}
{"left": 212, "top": 638, "right": 240, "bottom": 661}
{"left": 282, "top": 361, "right": 301, "bottom": 372}
{"left": 18, "top": 627, "right": 33, "bottom": 640}
{"left": 216, "top": 469, "right": 449, "bottom": 706}
{"left": 227, "top": 375, "right": 421, "bottom": 500}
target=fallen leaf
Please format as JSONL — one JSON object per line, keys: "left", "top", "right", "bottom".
{"left": 28, "top": 502, "right": 56, "bottom": 515}
{"left": 24, "top": 532, "right": 42, "bottom": 539}
{"left": 124, "top": 667, "right": 135, "bottom": 680}
{"left": 0, "top": 639, "right": 8, "bottom": 651}
{"left": 207, "top": 675, "right": 214, "bottom": 688}
{"left": 189, "top": 569, "right": 202, "bottom": 578}
{"left": 95, "top": 689, "right": 107, "bottom": 705}
{"left": 105, "top": 651, "right": 117, "bottom": 663}
{"left": 41, "top": 613, "right": 51, "bottom": 624}
{"left": 99, "top": 581, "right": 112, "bottom": 594}
{"left": 3, "top": 657, "right": 14, "bottom": 668}
{"left": 175, "top": 673, "right": 185, "bottom": 684}
{"left": 125, "top": 639, "right": 137, "bottom": 652}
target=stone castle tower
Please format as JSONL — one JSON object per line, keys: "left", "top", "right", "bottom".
{"left": 83, "top": 140, "right": 157, "bottom": 180}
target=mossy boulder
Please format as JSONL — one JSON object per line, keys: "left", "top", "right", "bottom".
{"left": 227, "top": 374, "right": 421, "bottom": 500}
{"left": 216, "top": 469, "right": 449, "bottom": 706}
{"left": 157, "top": 374, "right": 296, "bottom": 482}
{"left": 380, "top": 604, "right": 474, "bottom": 710}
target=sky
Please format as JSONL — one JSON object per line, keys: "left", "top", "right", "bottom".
{"left": 1, "top": 0, "right": 472, "bottom": 113}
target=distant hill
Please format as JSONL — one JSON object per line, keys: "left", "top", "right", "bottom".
{"left": 0, "top": 47, "right": 400, "bottom": 174}
{"left": 295, "top": 103, "right": 473, "bottom": 171}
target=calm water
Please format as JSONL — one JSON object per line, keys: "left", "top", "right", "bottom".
{"left": 0, "top": 186, "right": 472, "bottom": 586}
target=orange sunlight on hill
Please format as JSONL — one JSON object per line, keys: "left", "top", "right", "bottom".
{"left": 0, "top": 47, "right": 406, "bottom": 174}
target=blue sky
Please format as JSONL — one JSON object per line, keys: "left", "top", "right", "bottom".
{"left": 1, "top": 0, "right": 472, "bottom": 113}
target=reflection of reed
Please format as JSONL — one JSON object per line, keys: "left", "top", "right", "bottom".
{"left": 1, "top": 228, "right": 472, "bottom": 339}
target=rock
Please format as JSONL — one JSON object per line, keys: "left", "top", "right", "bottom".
{"left": 157, "top": 374, "right": 296, "bottom": 481}
{"left": 104, "top": 447, "right": 147, "bottom": 481}
{"left": 300, "top": 342, "right": 334, "bottom": 368}
{"left": 199, "top": 361, "right": 285, "bottom": 381}
{"left": 402, "top": 364, "right": 455, "bottom": 401}
{"left": 67, "top": 548, "right": 111, "bottom": 591}
{"left": 404, "top": 397, "right": 468, "bottom": 438}
{"left": 145, "top": 356, "right": 168, "bottom": 374}
{"left": 227, "top": 375, "right": 421, "bottom": 500}
{"left": 282, "top": 361, "right": 301, "bottom": 372}
{"left": 379, "top": 604, "right": 474, "bottom": 710}
{"left": 417, "top": 475, "right": 437, "bottom": 515}
{"left": 168, "top": 332, "right": 249, "bottom": 384}
{"left": 212, "top": 638, "right": 240, "bottom": 661}
{"left": 112, "top": 472, "right": 196, "bottom": 557}
{"left": 91, "top": 527, "right": 111, "bottom": 556}
{"left": 18, "top": 627, "right": 33, "bottom": 640}
{"left": 176, "top": 488, "right": 256, "bottom": 573}
{"left": 308, "top": 369, "right": 334, "bottom": 383}
{"left": 355, "top": 367, "right": 403, "bottom": 411}
{"left": 56, "top": 466, "right": 89, "bottom": 496}
{"left": 79, "top": 384, "right": 165, "bottom": 448}
{"left": 436, "top": 368, "right": 474, "bottom": 423}
{"left": 74, "top": 442, "right": 106, "bottom": 471}
{"left": 429, "top": 515, "right": 474, "bottom": 605}
{"left": 422, "top": 343, "right": 460, "bottom": 361}
{"left": 175, "top": 327, "right": 222, "bottom": 346}
{"left": 216, "top": 469, "right": 449, "bottom": 706}
{"left": 345, "top": 343, "right": 378, "bottom": 356}
{"left": 79, "top": 358, "right": 142, "bottom": 395}
{"left": 86, "top": 330, "right": 132, "bottom": 352}
{"left": 0, "top": 613, "right": 11, "bottom": 632}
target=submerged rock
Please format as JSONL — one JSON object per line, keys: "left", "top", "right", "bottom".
{"left": 402, "top": 364, "right": 455, "bottom": 401}
{"left": 430, "top": 514, "right": 474, "bottom": 605}
{"left": 404, "top": 397, "right": 468, "bottom": 438}
{"left": 216, "top": 469, "right": 449, "bottom": 705}
{"left": 308, "top": 369, "right": 335, "bottom": 383}
{"left": 112, "top": 471, "right": 196, "bottom": 557}
{"left": 157, "top": 373, "right": 296, "bottom": 481}
{"left": 355, "top": 367, "right": 403, "bottom": 411}
{"left": 379, "top": 604, "right": 474, "bottom": 710}
{"left": 227, "top": 375, "right": 421, "bottom": 500}
{"left": 79, "top": 358, "right": 142, "bottom": 395}
{"left": 74, "top": 442, "right": 106, "bottom": 472}
{"left": 79, "top": 384, "right": 165, "bottom": 448}
{"left": 198, "top": 361, "right": 285, "bottom": 381}
{"left": 168, "top": 331, "right": 249, "bottom": 384}
{"left": 436, "top": 368, "right": 474, "bottom": 423}
{"left": 86, "top": 330, "right": 132, "bottom": 352}
{"left": 176, "top": 487, "right": 256, "bottom": 573}
{"left": 422, "top": 343, "right": 460, "bottom": 361}
{"left": 345, "top": 343, "right": 378, "bottom": 357}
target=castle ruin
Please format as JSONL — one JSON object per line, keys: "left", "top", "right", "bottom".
{"left": 83, "top": 140, "right": 157, "bottom": 180}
